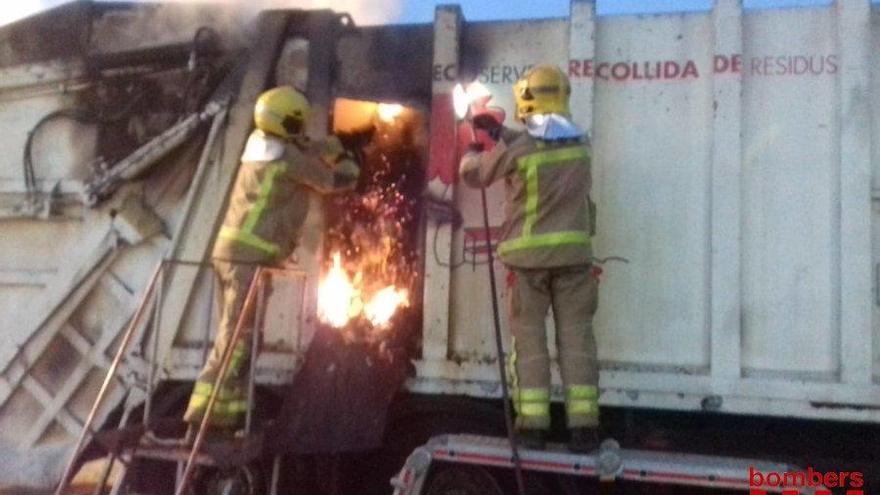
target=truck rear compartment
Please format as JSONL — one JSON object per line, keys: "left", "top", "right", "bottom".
{"left": 0, "top": 0, "right": 879, "bottom": 493}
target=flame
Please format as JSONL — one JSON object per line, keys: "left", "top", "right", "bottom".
{"left": 320, "top": 99, "right": 419, "bottom": 337}
{"left": 364, "top": 286, "right": 409, "bottom": 327}
{"left": 317, "top": 252, "right": 409, "bottom": 329}
{"left": 317, "top": 253, "right": 358, "bottom": 328}
{"left": 377, "top": 103, "right": 404, "bottom": 122}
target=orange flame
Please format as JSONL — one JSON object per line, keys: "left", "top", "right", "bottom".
{"left": 364, "top": 286, "right": 409, "bottom": 327}
{"left": 317, "top": 253, "right": 358, "bottom": 328}
{"left": 317, "top": 252, "right": 409, "bottom": 329}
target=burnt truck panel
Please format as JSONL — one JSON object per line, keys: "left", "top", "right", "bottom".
{"left": 0, "top": 2, "right": 91, "bottom": 67}
{"left": 336, "top": 24, "right": 434, "bottom": 104}
{"left": 89, "top": 2, "right": 252, "bottom": 55}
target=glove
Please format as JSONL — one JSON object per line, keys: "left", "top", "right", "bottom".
{"left": 332, "top": 160, "right": 360, "bottom": 190}
{"left": 467, "top": 141, "right": 485, "bottom": 153}
{"left": 472, "top": 114, "right": 503, "bottom": 141}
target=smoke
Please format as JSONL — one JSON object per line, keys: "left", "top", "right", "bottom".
{"left": 3, "top": 0, "right": 401, "bottom": 39}
{"left": 85, "top": 0, "right": 403, "bottom": 54}
{"left": 157, "top": 0, "right": 402, "bottom": 26}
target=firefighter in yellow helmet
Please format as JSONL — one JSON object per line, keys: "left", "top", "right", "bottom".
{"left": 184, "top": 86, "right": 360, "bottom": 427}
{"left": 459, "top": 65, "right": 600, "bottom": 452}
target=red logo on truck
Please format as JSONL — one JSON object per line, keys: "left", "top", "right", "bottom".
{"left": 568, "top": 53, "right": 838, "bottom": 82}
{"left": 748, "top": 466, "right": 864, "bottom": 495}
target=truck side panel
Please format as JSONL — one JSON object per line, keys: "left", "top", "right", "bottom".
{"left": 415, "top": 0, "right": 880, "bottom": 423}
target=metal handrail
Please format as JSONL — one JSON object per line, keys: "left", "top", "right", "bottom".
{"left": 175, "top": 264, "right": 305, "bottom": 495}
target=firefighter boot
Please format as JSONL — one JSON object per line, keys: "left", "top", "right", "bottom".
{"left": 568, "top": 427, "right": 600, "bottom": 453}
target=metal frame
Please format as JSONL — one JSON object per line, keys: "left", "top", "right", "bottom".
{"left": 50, "top": 259, "right": 306, "bottom": 495}
{"left": 0, "top": 98, "right": 230, "bottom": 452}
{"left": 54, "top": 263, "right": 164, "bottom": 495}
{"left": 391, "top": 434, "right": 830, "bottom": 495}
{"left": 0, "top": 236, "right": 125, "bottom": 447}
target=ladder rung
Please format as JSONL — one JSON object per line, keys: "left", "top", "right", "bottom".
{"left": 133, "top": 433, "right": 264, "bottom": 468}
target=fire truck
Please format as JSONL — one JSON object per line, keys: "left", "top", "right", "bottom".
{"left": 0, "top": 1, "right": 878, "bottom": 493}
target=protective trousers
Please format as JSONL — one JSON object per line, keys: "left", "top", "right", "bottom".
{"left": 183, "top": 260, "right": 260, "bottom": 427}
{"left": 509, "top": 265, "right": 599, "bottom": 430}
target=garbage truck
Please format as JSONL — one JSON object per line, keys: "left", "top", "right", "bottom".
{"left": 0, "top": 0, "right": 878, "bottom": 493}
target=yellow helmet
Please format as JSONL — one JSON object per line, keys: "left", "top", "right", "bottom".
{"left": 513, "top": 65, "right": 571, "bottom": 122}
{"left": 254, "top": 86, "right": 310, "bottom": 138}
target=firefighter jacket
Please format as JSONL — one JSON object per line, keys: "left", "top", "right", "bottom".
{"left": 459, "top": 127, "right": 594, "bottom": 269}
{"left": 212, "top": 130, "right": 359, "bottom": 264}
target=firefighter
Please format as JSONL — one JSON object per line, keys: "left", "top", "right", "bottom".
{"left": 459, "top": 65, "right": 600, "bottom": 452}
{"left": 184, "top": 86, "right": 360, "bottom": 427}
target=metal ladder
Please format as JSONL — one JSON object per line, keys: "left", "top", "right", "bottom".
{"left": 52, "top": 260, "right": 305, "bottom": 495}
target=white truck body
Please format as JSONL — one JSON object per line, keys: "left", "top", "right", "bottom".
{"left": 0, "top": 0, "right": 879, "bottom": 457}
{"left": 416, "top": 0, "right": 880, "bottom": 424}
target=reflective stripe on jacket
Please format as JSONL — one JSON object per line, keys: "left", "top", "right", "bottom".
{"left": 213, "top": 130, "right": 356, "bottom": 263}
{"left": 459, "top": 128, "right": 593, "bottom": 268}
